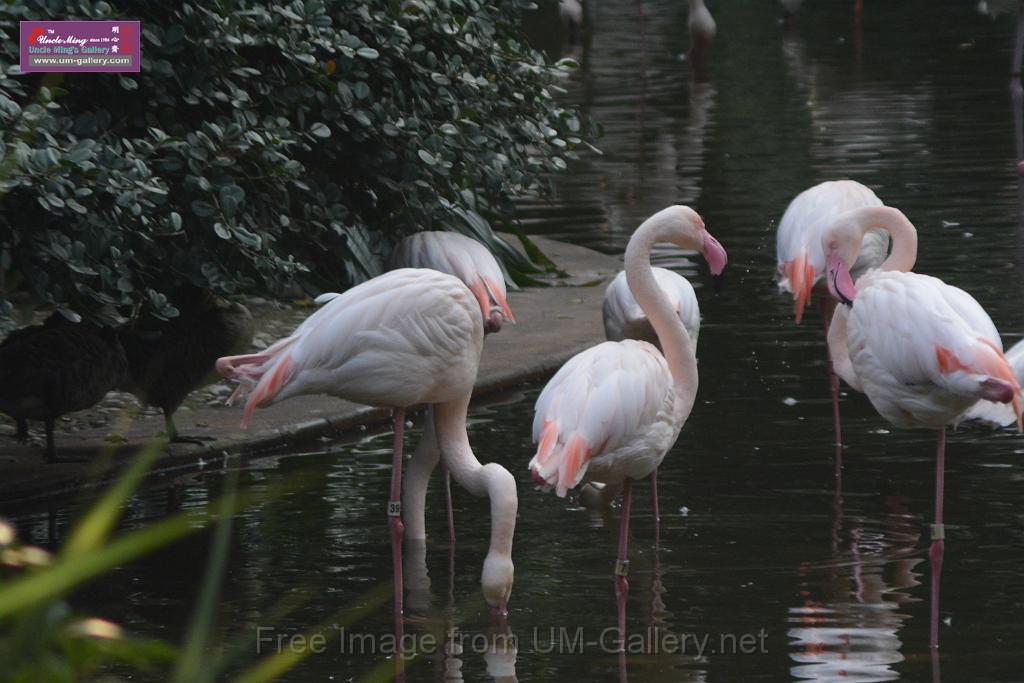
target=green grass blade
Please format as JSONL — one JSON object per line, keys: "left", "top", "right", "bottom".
{"left": 173, "top": 468, "right": 239, "bottom": 683}
{"left": 231, "top": 583, "right": 391, "bottom": 683}
{"left": 61, "top": 438, "right": 165, "bottom": 559}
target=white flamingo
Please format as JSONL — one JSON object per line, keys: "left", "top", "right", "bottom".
{"left": 776, "top": 179, "right": 888, "bottom": 444}
{"left": 603, "top": 267, "right": 700, "bottom": 347}
{"left": 387, "top": 230, "right": 516, "bottom": 549}
{"left": 389, "top": 231, "right": 515, "bottom": 334}
{"left": 820, "top": 205, "right": 1022, "bottom": 649}
{"left": 528, "top": 206, "right": 727, "bottom": 646}
{"left": 216, "top": 268, "right": 518, "bottom": 631}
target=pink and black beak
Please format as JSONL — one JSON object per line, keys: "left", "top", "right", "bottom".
{"left": 825, "top": 247, "right": 857, "bottom": 306}
{"left": 701, "top": 231, "right": 729, "bottom": 290}
{"left": 470, "top": 277, "right": 516, "bottom": 335}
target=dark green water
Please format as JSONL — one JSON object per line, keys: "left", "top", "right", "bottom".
{"left": 11, "top": 1, "right": 1024, "bottom": 680}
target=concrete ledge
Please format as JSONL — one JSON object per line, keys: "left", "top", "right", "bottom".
{"left": 0, "top": 237, "right": 621, "bottom": 508}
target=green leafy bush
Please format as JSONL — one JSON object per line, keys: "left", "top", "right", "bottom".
{"left": 0, "top": 0, "right": 591, "bottom": 328}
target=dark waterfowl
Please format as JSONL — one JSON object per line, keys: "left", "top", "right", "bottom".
{"left": 0, "top": 313, "right": 128, "bottom": 462}
{"left": 118, "top": 288, "right": 254, "bottom": 443}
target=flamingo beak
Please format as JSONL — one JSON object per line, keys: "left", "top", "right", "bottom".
{"left": 826, "top": 248, "right": 857, "bottom": 305}
{"left": 701, "top": 231, "right": 729, "bottom": 277}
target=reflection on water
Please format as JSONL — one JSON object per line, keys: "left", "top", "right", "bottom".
{"left": 8, "top": 1, "right": 1024, "bottom": 681}
{"left": 788, "top": 495, "right": 922, "bottom": 682}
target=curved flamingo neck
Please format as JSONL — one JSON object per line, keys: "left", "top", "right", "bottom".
{"left": 857, "top": 206, "right": 918, "bottom": 273}
{"left": 624, "top": 218, "right": 700, "bottom": 424}
{"left": 433, "top": 395, "right": 517, "bottom": 600}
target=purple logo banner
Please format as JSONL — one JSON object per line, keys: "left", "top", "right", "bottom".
{"left": 20, "top": 20, "right": 141, "bottom": 73}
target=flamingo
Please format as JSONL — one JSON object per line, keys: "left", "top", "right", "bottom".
{"left": 559, "top": 0, "right": 583, "bottom": 45}
{"left": 389, "top": 231, "right": 515, "bottom": 334}
{"left": 584, "top": 268, "right": 701, "bottom": 512}
{"left": 820, "top": 205, "right": 1022, "bottom": 649}
{"left": 686, "top": 0, "right": 716, "bottom": 67}
{"left": 216, "top": 268, "right": 518, "bottom": 635}
{"left": 824, "top": 219, "right": 1024, "bottom": 429}
{"left": 776, "top": 180, "right": 889, "bottom": 445}
{"left": 528, "top": 206, "right": 727, "bottom": 647}
{"left": 385, "top": 231, "right": 516, "bottom": 550}
{"left": 603, "top": 267, "right": 700, "bottom": 347}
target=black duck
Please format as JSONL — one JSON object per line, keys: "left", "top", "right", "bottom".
{"left": 0, "top": 313, "right": 128, "bottom": 462}
{"left": 118, "top": 288, "right": 254, "bottom": 443}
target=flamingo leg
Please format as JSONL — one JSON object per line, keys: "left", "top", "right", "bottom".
{"left": 820, "top": 297, "right": 842, "bottom": 447}
{"left": 615, "top": 478, "right": 634, "bottom": 651}
{"left": 443, "top": 464, "right": 456, "bottom": 548}
{"left": 389, "top": 408, "right": 406, "bottom": 664}
{"left": 650, "top": 470, "right": 660, "bottom": 549}
{"left": 1013, "top": 1, "right": 1024, "bottom": 78}
{"left": 929, "top": 429, "right": 946, "bottom": 650}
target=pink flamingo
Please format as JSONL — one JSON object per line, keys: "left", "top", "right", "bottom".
{"left": 824, "top": 212, "right": 1024, "bottom": 429}
{"left": 776, "top": 180, "right": 889, "bottom": 445}
{"left": 390, "top": 231, "right": 515, "bottom": 334}
{"left": 528, "top": 206, "right": 727, "bottom": 647}
{"left": 387, "top": 231, "right": 517, "bottom": 550}
{"left": 821, "top": 206, "right": 1022, "bottom": 649}
{"left": 583, "top": 268, "right": 700, "bottom": 513}
{"left": 603, "top": 267, "right": 700, "bottom": 347}
{"left": 216, "top": 269, "right": 518, "bottom": 634}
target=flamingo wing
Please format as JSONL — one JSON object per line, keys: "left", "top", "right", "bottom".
{"left": 217, "top": 269, "right": 483, "bottom": 426}
{"left": 529, "top": 340, "right": 675, "bottom": 496}
{"left": 848, "top": 271, "right": 1021, "bottom": 428}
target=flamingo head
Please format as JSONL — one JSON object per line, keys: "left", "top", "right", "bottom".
{"left": 821, "top": 211, "right": 871, "bottom": 306}
{"left": 825, "top": 247, "right": 857, "bottom": 305}
{"left": 481, "top": 551, "right": 514, "bottom": 615}
{"left": 633, "top": 205, "right": 728, "bottom": 287}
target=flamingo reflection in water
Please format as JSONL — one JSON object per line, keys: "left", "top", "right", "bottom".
{"left": 789, "top": 494, "right": 923, "bottom": 682}
{"left": 405, "top": 535, "right": 518, "bottom": 683}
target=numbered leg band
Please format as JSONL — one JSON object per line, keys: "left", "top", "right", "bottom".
{"left": 388, "top": 501, "right": 402, "bottom": 517}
